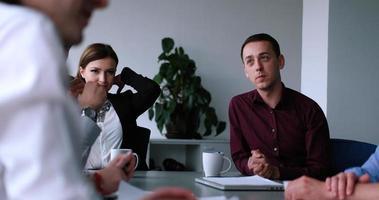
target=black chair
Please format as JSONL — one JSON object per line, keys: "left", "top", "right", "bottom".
{"left": 330, "top": 138, "right": 377, "bottom": 175}
{"left": 127, "top": 126, "right": 150, "bottom": 170}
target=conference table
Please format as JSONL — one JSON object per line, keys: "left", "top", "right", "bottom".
{"left": 118, "top": 171, "right": 284, "bottom": 200}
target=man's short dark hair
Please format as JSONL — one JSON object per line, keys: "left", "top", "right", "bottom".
{"left": 240, "top": 33, "right": 281, "bottom": 62}
{"left": 1, "top": 0, "right": 20, "bottom": 4}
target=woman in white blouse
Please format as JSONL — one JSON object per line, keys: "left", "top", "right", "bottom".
{"left": 74, "top": 43, "right": 160, "bottom": 170}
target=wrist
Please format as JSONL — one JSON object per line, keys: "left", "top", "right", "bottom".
{"left": 81, "top": 107, "right": 97, "bottom": 122}
{"left": 93, "top": 172, "right": 106, "bottom": 195}
{"left": 121, "top": 67, "right": 135, "bottom": 83}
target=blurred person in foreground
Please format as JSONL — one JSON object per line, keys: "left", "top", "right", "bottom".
{"left": 0, "top": 0, "right": 195, "bottom": 199}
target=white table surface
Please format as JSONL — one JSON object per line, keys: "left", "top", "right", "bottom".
{"left": 117, "top": 171, "right": 284, "bottom": 200}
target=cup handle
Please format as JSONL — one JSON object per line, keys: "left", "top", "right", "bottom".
{"left": 132, "top": 153, "right": 139, "bottom": 170}
{"left": 220, "top": 156, "right": 232, "bottom": 174}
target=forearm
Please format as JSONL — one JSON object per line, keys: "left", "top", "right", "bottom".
{"left": 301, "top": 126, "right": 330, "bottom": 179}
{"left": 120, "top": 67, "right": 160, "bottom": 93}
{"left": 230, "top": 135, "right": 252, "bottom": 175}
{"left": 229, "top": 99, "right": 252, "bottom": 175}
{"left": 229, "top": 125, "right": 251, "bottom": 175}
{"left": 346, "top": 183, "right": 379, "bottom": 200}
{"left": 288, "top": 107, "right": 330, "bottom": 173}
{"left": 120, "top": 67, "right": 161, "bottom": 114}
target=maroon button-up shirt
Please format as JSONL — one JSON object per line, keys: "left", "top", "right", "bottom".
{"left": 229, "top": 86, "right": 330, "bottom": 180}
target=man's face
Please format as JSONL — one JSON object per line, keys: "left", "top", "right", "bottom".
{"left": 22, "top": 0, "right": 108, "bottom": 46}
{"left": 242, "top": 41, "right": 284, "bottom": 91}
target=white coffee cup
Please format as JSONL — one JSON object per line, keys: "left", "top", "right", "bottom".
{"left": 110, "top": 149, "right": 139, "bottom": 170}
{"left": 202, "top": 151, "right": 232, "bottom": 177}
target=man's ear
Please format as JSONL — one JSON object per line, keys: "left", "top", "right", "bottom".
{"left": 278, "top": 54, "right": 285, "bottom": 70}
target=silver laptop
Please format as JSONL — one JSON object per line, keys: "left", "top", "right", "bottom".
{"left": 195, "top": 176, "right": 284, "bottom": 191}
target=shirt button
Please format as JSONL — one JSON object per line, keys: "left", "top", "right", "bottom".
{"left": 270, "top": 111, "right": 273, "bottom": 114}
{"left": 272, "top": 128, "right": 275, "bottom": 133}
{"left": 274, "top": 147, "right": 278, "bottom": 152}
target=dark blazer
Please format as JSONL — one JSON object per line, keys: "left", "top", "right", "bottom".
{"left": 108, "top": 67, "right": 160, "bottom": 170}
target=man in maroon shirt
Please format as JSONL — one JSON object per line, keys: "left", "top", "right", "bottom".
{"left": 229, "top": 33, "right": 330, "bottom": 180}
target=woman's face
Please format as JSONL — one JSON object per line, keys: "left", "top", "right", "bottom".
{"left": 80, "top": 57, "right": 117, "bottom": 92}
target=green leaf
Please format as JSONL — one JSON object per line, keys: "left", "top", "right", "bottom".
{"left": 207, "top": 107, "right": 218, "bottom": 125}
{"left": 154, "top": 37, "right": 226, "bottom": 138}
{"left": 216, "top": 121, "right": 226, "bottom": 135}
{"left": 178, "top": 47, "right": 184, "bottom": 55}
{"left": 203, "top": 128, "right": 212, "bottom": 136}
{"left": 159, "top": 63, "right": 170, "bottom": 78}
{"left": 198, "top": 88, "right": 211, "bottom": 105}
{"left": 148, "top": 108, "right": 154, "bottom": 120}
{"left": 157, "top": 120, "right": 164, "bottom": 133}
{"left": 204, "top": 118, "right": 212, "bottom": 130}
{"left": 155, "top": 103, "right": 163, "bottom": 120}
{"left": 192, "top": 77, "right": 201, "bottom": 90}
{"left": 197, "top": 88, "right": 210, "bottom": 105}
{"left": 153, "top": 74, "right": 162, "bottom": 84}
{"left": 167, "top": 101, "right": 176, "bottom": 114}
{"left": 164, "top": 110, "right": 172, "bottom": 125}
{"left": 174, "top": 47, "right": 179, "bottom": 55}
{"left": 166, "top": 65, "right": 177, "bottom": 79}
{"left": 187, "top": 61, "right": 196, "bottom": 75}
{"left": 177, "top": 58, "right": 189, "bottom": 71}
{"left": 188, "top": 95, "right": 194, "bottom": 109}
{"left": 158, "top": 52, "right": 167, "bottom": 61}
{"left": 162, "top": 37, "right": 174, "bottom": 53}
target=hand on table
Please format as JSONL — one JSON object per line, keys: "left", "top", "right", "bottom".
{"left": 95, "top": 153, "right": 134, "bottom": 195}
{"left": 248, "top": 149, "right": 279, "bottom": 179}
{"left": 325, "top": 172, "right": 370, "bottom": 199}
{"left": 285, "top": 176, "right": 335, "bottom": 200}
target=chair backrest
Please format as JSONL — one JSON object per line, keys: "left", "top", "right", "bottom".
{"left": 330, "top": 138, "right": 377, "bottom": 175}
{"left": 127, "top": 126, "right": 150, "bottom": 170}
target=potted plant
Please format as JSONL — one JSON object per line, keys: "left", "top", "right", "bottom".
{"left": 148, "top": 37, "right": 226, "bottom": 139}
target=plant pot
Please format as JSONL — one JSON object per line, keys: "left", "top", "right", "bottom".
{"left": 165, "top": 120, "right": 202, "bottom": 139}
{"left": 165, "top": 133, "right": 192, "bottom": 139}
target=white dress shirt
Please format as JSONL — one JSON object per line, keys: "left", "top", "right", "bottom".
{"left": 85, "top": 103, "right": 123, "bottom": 169}
{"left": 0, "top": 3, "right": 97, "bottom": 199}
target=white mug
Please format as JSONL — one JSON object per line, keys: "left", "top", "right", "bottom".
{"left": 202, "top": 151, "right": 232, "bottom": 177}
{"left": 110, "top": 149, "right": 139, "bottom": 170}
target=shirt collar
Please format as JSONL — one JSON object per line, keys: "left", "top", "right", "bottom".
{"left": 250, "top": 82, "right": 290, "bottom": 109}
{"left": 97, "top": 100, "right": 112, "bottom": 123}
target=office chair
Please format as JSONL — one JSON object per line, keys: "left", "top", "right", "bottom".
{"left": 124, "top": 126, "right": 151, "bottom": 170}
{"left": 330, "top": 138, "right": 377, "bottom": 175}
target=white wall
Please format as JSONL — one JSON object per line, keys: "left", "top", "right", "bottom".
{"left": 302, "top": 0, "right": 379, "bottom": 144}
{"left": 327, "top": 0, "right": 379, "bottom": 143}
{"left": 301, "top": 0, "right": 329, "bottom": 115}
{"left": 67, "top": 0, "right": 303, "bottom": 139}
